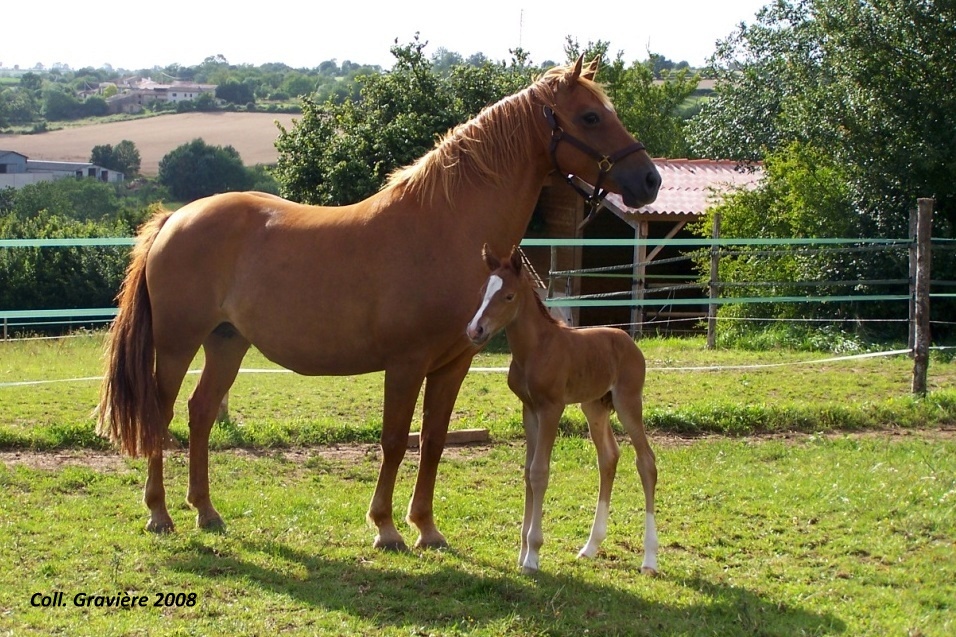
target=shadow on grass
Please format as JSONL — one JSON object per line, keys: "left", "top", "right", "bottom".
{"left": 168, "top": 537, "right": 846, "bottom": 636}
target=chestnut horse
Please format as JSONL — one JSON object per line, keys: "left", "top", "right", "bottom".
{"left": 96, "top": 57, "right": 660, "bottom": 551}
{"left": 466, "top": 245, "right": 658, "bottom": 574}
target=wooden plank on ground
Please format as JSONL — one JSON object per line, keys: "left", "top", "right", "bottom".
{"left": 407, "top": 428, "right": 490, "bottom": 448}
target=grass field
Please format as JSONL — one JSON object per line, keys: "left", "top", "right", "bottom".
{"left": 1, "top": 333, "right": 954, "bottom": 450}
{"left": 0, "top": 333, "right": 954, "bottom": 635}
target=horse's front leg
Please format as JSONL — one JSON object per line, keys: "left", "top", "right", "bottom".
{"left": 368, "top": 365, "right": 426, "bottom": 551}
{"left": 521, "top": 403, "right": 562, "bottom": 574}
{"left": 407, "top": 353, "right": 473, "bottom": 549}
{"left": 578, "top": 399, "right": 620, "bottom": 559}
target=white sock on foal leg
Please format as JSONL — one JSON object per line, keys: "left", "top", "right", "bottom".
{"left": 641, "top": 512, "right": 659, "bottom": 574}
{"left": 578, "top": 499, "right": 610, "bottom": 559}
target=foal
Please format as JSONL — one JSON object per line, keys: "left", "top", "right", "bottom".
{"left": 466, "top": 245, "right": 658, "bottom": 574}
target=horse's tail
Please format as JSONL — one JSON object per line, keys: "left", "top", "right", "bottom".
{"left": 96, "top": 210, "right": 174, "bottom": 457}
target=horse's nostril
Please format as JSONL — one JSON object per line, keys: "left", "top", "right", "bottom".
{"left": 646, "top": 169, "right": 661, "bottom": 193}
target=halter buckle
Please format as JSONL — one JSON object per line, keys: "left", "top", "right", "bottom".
{"left": 597, "top": 157, "right": 613, "bottom": 173}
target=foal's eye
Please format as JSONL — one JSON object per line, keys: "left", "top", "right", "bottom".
{"left": 582, "top": 112, "right": 601, "bottom": 126}
{"left": 505, "top": 293, "right": 516, "bottom": 302}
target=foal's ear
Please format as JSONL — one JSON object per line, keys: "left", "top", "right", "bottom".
{"left": 481, "top": 243, "right": 500, "bottom": 270}
{"left": 508, "top": 246, "right": 523, "bottom": 274}
{"left": 583, "top": 57, "right": 600, "bottom": 80}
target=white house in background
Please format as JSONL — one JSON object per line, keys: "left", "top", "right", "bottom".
{"left": 0, "top": 150, "right": 124, "bottom": 189}
{"left": 106, "top": 78, "right": 218, "bottom": 113}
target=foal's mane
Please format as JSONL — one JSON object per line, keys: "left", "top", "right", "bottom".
{"left": 500, "top": 262, "right": 562, "bottom": 327}
{"left": 383, "top": 63, "right": 612, "bottom": 206}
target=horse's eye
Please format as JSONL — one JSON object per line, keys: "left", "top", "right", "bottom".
{"left": 582, "top": 112, "right": 601, "bottom": 126}
{"left": 506, "top": 294, "right": 516, "bottom": 302}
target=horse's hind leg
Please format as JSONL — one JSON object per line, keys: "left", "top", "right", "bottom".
{"left": 186, "top": 328, "right": 250, "bottom": 530}
{"left": 614, "top": 387, "right": 658, "bottom": 575}
{"left": 145, "top": 346, "right": 198, "bottom": 533}
{"left": 578, "top": 399, "right": 620, "bottom": 559}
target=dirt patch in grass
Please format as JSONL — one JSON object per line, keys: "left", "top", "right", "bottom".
{"left": 3, "top": 427, "right": 953, "bottom": 472}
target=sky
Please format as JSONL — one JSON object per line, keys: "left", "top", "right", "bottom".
{"left": 3, "top": 1, "right": 770, "bottom": 72}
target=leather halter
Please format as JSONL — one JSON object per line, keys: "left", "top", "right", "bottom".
{"left": 543, "top": 105, "right": 647, "bottom": 229}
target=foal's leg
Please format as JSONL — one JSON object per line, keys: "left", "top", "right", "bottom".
{"left": 407, "top": 353, "right": 472, "bottom": 549}
{"left": 578, "top": 399, "right": 620, "bottom": 559}
{"left": 521, "top": 402, "right": 563, "bottom": 574}
{"left": 368, "top": 364, "right": 426, "bottom": 551}
{"left": 186, "top": 331, "right": 250, "bottom": 530}
{"left": 519, "top": 402, "right": 539, "bottom": 568}
{"left": 615, "top": 388, "right": 659, "bottom": 575}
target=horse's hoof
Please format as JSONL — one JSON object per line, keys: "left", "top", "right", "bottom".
{"left": 640, "top": 566, "right": 659, "bottom": 576}
{"left": 373, "top": 537, "right": 409, "bottom": 552}
{"left": 577, "top": 547, "right": 598, "bottom": 559}
{"left": 145, "top": 518, "right": 175, "bottom": 534}
{"left": 198, "top": 515, "right": 226, "bottom": 533}
{"left": 520, "top": 565, "right": 539, "bottom": 577}
{"left": 414, "top": 534, "right": 449, "bottom": 550}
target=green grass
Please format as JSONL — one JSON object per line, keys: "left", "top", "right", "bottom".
{"left": 1, "top": 332, "right": 954, "bottom": 634}
{"left": 1, "top": 333, "right": 954, "bottom": 449}
{"left": 1, "top": 434, "right": 953, "bottom": 635}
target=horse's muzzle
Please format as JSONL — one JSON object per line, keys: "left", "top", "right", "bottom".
{"left": 619, "top": 164, "right": 662, "bottom": 209}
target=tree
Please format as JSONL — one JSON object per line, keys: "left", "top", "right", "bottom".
{"left": 688, "top": 0, "right": 956, "bottom": 337}
{"left": 0, "top": 87, "right": 39, "bottom": 126}
{"left": 273, "top": 35, "right": 532, "bottom": 205}
{"left": 158, "top": 138, "right": 252, "bottom": 202}
{"left": 689, "top": 0, "right": 956, "bottom": 236}
{"left": 279, "top": 72, "right": 316, "bottom": 99}
{"left": 43, "top": 87, "right": 82, "bottom": 120}
{"left": 90, "top": 140, "right": 141, "bottom": 177}
{"left": 0, "top": 209, "right": 129, "bottom": 313}
{"left": 216, "top": 79, "right": 255, "bottom": 105}
{"left": 564, "top": 39, "right": 699, "bottom": 158}
{"left": 10, "top": 178, "right": 122, "bottom": 223}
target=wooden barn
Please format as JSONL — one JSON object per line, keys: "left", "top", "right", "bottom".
{"left": 522, "top": 159, "right": 763, "bottom": 334}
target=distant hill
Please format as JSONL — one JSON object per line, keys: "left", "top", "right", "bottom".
{"left": 0, "top": 112, "right": 298, "bottom": 177}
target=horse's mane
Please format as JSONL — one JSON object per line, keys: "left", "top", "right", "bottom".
{"left": 383, "top": 63, "right": 613, "bottom": 206}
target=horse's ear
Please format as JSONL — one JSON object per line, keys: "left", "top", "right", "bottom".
{"left": 583, "top": 57, "right": 600, "bottom": 81}
{"left": 508, "top": 246, "right": 523, "bottom": 274}
{"left": 482, "top": 243, "right": 500, "bottom": 270}
{"left": 569, "top": 54, "right": 584, "bottom": 82}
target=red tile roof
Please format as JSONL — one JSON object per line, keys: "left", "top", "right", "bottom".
{"left": 605, "top": 158, "right": 763, "bottom": 218}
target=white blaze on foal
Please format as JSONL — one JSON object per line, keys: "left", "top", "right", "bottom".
{"left": 467, "top": 244, "right": 659, "bottom": 575}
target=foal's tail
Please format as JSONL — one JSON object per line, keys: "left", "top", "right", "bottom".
{"left": 96, "top": 210, "right": 174, "bottom": 458}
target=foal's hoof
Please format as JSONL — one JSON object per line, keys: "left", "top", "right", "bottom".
{"left": 520, "top": 565, "right": 540, "bottom": 577}
{"left": 640, "top": 566, "right": 659, "bottom": 576}
{"left": 577, "top": 546, "right": 598, "bottom": 559}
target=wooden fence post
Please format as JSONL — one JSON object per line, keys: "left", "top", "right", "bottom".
{"left": 707, "top": 213, "right": 721, "bottom": 349}
{"left": 911, "top": 198, "right": 933, "bottom": 396}
{"left": 908, "top": 206, "right": 918, "bottom": 351}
